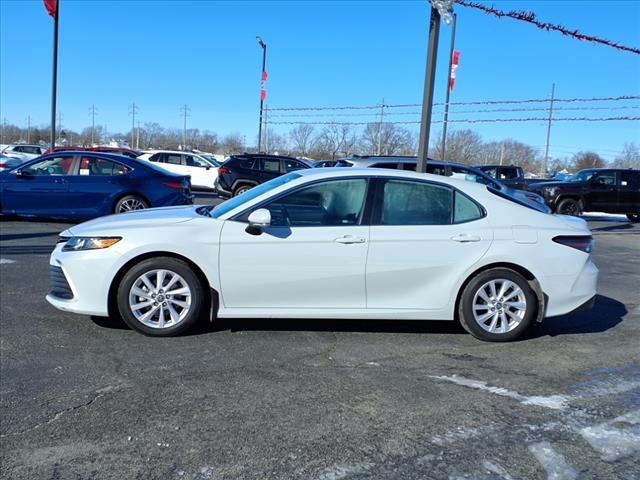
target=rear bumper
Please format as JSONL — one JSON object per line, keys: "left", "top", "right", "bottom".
{"left": 214, "top": 179, "right": 232, "bottom": 198}
{"left": 542, "top": 259, "right": 598, "bottom": 317}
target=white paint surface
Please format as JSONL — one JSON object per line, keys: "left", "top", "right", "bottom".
{"left": 528, "top": 442, "right": 578, "bottom": 480}
{"left": 580, "top": 409, "right": 640, "bottom": 461}
{"left": 429, "top": 375, "right": 570, "bottom": 410}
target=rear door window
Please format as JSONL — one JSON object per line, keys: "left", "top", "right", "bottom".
{"left": 78, "top": 157, "right": 130, "bottom": 176}
{"left": 263, "top": 158, "right": 281, "bottom": 173}
{"left": 165, "top": 153, "right": 184, "bottom": 165}
{"left": 618, "top": 171, "right": 639, "bottom": 190}
{"left": 379, "top": 179, "right": 453, "bottom": 225}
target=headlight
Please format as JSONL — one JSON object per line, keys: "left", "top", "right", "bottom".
{"left": 62, "top": 237, "right": 121, "bottom": 252}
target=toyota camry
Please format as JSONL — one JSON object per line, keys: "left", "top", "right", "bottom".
{"left": 47, "top": 168, "right": 598, "bottom": 341}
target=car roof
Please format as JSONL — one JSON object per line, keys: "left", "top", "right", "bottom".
{"left": 229, "top": 153, "right": 300, "bottom": 160}
{"left": 337, "top": 155, "right": 465, "bottom": 167}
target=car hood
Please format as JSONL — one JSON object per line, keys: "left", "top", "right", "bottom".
{"left": 529, "top": 180, "right": 582, "bottom": 190}
{"left": 63, "top": 205, "right": 204, "bottom": 237}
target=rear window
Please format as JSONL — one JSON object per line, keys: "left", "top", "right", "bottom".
{"left": 487, "top": 186, "right": 541, "bottom": 212}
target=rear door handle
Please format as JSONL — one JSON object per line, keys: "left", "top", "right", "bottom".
{"left": 334, "top": 235, "right": 366, "bottom": 244}
{"left": 451, "top": 234, "right": 481, "bottom": 243}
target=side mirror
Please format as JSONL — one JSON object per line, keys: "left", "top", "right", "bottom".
{"left": 245, "top": 208, "right": 271, "bottom": 236}
{"left": 15, "top": 169, "right": 29, "bottom": 177}
{"left": 205, "top": 166, "right": 211, "bottom": 170}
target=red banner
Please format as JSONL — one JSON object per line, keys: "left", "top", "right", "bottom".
{"left": 449, "top": 50, "right": 460, "bottom": 92}
{"left": 43, "top": 0, "right": 57, "bottom": 18}
{"left": 260, "top": 70, "right": 268, "bottom": 101}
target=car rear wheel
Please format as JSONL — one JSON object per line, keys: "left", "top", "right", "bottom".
{"left": 115, "top": 195, "right": 149, "bottom": 214}
{"left": 626, "top": 213, "right": 640, "bottom": 223}
{"left": 458, "top": 268, "right": 537, "bottom": 342}
{"left": 116, "top": 257, "right": 205, "bottom": 336}
{"left": 233, "top": 184, "right": 253, "bottom": 196}
{"left": 556, "top": 198, "right": 582, "bottom": 216}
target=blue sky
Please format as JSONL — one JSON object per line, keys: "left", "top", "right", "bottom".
{"left": 1, "top": 0, "right": 639, "bottom": 160}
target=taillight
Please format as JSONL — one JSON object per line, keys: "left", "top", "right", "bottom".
{"left": 218, "top": 166, "right": 229, "bottom": 175}
{"left": 0, "top": 162, "right": 7, "bottom": 168}
{"left": 553, "top": 236, "right": 593, "bottom": 253}
{"left": 162, "top": 181, "right": 183, "bottom": 189}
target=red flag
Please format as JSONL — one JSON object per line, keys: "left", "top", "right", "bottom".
{"left": 260, "top": 70, "right": 268, "bottom": 101}
{"left": 449, "top": 50, "right": 460, "bottom": 92}
{"left": 43, "top": 0, "right": 57, "bottom": 18}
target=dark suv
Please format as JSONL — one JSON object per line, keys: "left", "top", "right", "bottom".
{"left": 215, "top": 154, "right": 310, "bottom": 198}
{"left": 528, "top": 168, "right": 640, "bottom": 222}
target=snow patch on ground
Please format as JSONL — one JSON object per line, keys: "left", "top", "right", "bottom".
{"left": 429, "top": 375, "right": 570, "bottom": 410}
{"left": 482, "top": 459, "right": 515, "bottom": 479}
{"left": 0, "top": 258, "right": 16, "bottom": 264}
{"left": 528, "top": 442, "right": 578, "bottom": 480}
{"left": 314, "top": 463, "right": 373, "bottom": 480}
{"left": 579, "top": 409, "right": 640, "bottom": 461}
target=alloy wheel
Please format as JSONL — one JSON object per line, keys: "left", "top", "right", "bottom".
{"left": 118, "top": 198, "right": 146, "bottom": 213}
{"left": 471, "top": 279, "right": 527, "bottom": 334}
{"left": 128, "top": 269, "right": 192, "bottom": 329}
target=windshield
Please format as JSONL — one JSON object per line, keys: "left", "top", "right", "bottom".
{"left": 570, "top": 170, "right": 596, "bottom": 182}
{"left": 210, "top": 172, "right": 302, "bottom": 218}
{"left": 201, "top": 155, "right": 222, "bottom": 167}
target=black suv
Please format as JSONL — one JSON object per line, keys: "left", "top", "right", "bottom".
{"left": 215, "top": 154, "right": 310, "bottom": 198}
{"left": 528, "top": 168, "right": 640, "bottom": 222}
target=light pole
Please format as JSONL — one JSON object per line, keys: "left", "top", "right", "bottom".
{"left": 417, "top": 0, "right": 454, "bottom": 173}
{"left": 256, "top": 36, "right": 267, "bottom": 153}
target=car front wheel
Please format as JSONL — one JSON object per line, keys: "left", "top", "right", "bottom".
{"left": 556, "top": 198, "right": 582, "bottom": 216}
{"left": 458, "top": 268, "right": 537, "bottom": 342}
{"left": 627, "top": 213, "right": 640, "bottom": 223}
{"left": 116, "top": 257, "right": 205, "bottom": 336}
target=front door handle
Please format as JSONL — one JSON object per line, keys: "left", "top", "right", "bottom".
{"left": 53, "top": 178, "right": 66, "bottom": 184}
{"left": 451, "top": 234, "right": 481, "bottom": 243}
{"left": 334, "top": 235, "right": 366, "bottom": 244}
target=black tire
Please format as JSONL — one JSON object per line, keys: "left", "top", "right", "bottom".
{"left": 114, "top": 195, "right": 149, "bottom": 214}
{"left": 233, "top": 184, "right": 253, "bottom": 197}
{"left": 116, "top": 257, "right": 205, "bottom": 336}
{"left": 626, "top": 213, "right": 640, "bottom": 223}
{"left": 458, "top": 268, "right": 538, "bottom": 342}
{"left": 556, "top": 198, "right": 582, "bottom": 216}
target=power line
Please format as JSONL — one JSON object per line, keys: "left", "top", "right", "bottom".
{"left": 269, "top": 116, "right": 640, "bottom": 126}
{"left": 268, "top": 95, "right": 640, "bottom": 112}
{"left": 455, "top": 0, "right": 640, "bottom": 55}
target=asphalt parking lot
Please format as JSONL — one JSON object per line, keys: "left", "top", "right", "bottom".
{"left": 1, "top": 198, "right": 639, "bottom": 480}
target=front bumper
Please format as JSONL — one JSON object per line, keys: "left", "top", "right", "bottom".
{"left": 45, "top": 242, "right": 127, "bottom": 317}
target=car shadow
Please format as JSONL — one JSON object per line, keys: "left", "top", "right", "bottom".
{"left": 0, "top": 232, "right": 59, "bottom": 241}
{"left": 90, "top": 294, "right": 627, "bottom": 339}
{"left": 529, "top": 294, "right": 627, "bottom": 338}
{"left": 590, "top": 223, "right": 635, "bottom": 233}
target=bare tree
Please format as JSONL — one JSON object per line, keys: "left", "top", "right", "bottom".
{"left": 431, "top": 129, "right": 483, "bottom": 164}
{"left": 612, "top": 142, "right": 640, "bottom": 169}
{"left": 314, "top": 125, "right": 356, "bottom": 160}
{"left": 480, "top": 140, "right": 540, "bottom": 172}
{"left": 361, "top": 123, "right": 414, "bottom": 156}
{"left": 571, "top": 151, "right": 605, "bottom": 171}
{"left": 219, "top": 133, "right": 245, "bottom": 155}
{"left": 289, "top": 124, "right": 315, "bottom": 157}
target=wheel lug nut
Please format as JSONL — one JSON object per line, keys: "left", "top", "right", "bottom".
{"left": 162, "top": 302, "right": 167, "bottom": 307}
{"left": 153, "top": 302, "right": 158, "bottom": 306}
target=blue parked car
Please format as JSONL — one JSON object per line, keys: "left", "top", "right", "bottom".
{"left": 0, "top": 151, "right": 193, "bottom": 220}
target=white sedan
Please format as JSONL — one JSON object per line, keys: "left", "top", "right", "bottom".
{"left": 47, "top": 168, "right": 598, "bottom": 341}
{"left": 137, "top": 150, "right": 219, "bottom": 190}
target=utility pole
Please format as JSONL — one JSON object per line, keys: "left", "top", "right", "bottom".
{"left": 377, "top": 98, "right": 385, "bottom": 155}
{"left": 440, "top": 13, "right": 457, "bottom": 161}
{"left": 129, "top": 102, "right": 138, "bottom": 148}
{"left": 56, "top": 112, "right": 63, "bottom": 144}
{"left": 499, "top": 141, "right": 505, "bottom": 166}
{"left": 136, "top": 120, "right": 140, "bottom": 150}
{"left": 264, "top": 105, "right": 269, "bottom": 153}
{"left": 543, "top": 83, "right": 555, "bottom": 177}
{"left": 180, "top": 104, "right": 190, "bottom": 150}
{"left": 26, "top": 116, "right": 31, "bottom": 143}
{"left": 49, "top": 0, "right": 59, "bottom": 149}
{"left": 89, "top": 105, "right": 98, "bottom": 145}
{"left": 256, "top": 36, "right": 267, "bottom": 153}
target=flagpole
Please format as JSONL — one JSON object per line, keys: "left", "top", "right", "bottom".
{"left": 440, "top": 13, "right": 456, "bottom": 161}
{"left": 50, "top": 0, "right": 59, "bottom": 149}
